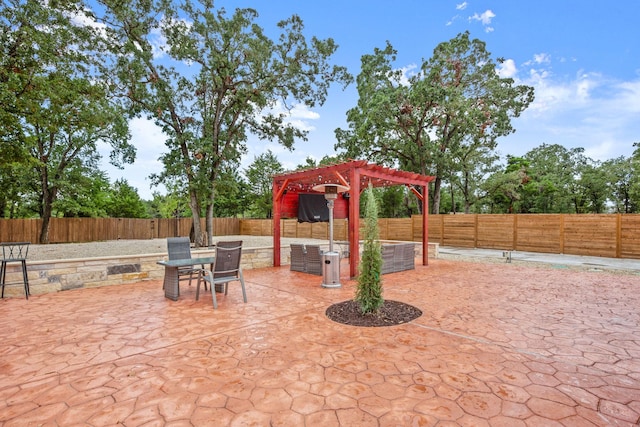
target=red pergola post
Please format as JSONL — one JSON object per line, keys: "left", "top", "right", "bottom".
{"left": 348, "top": 167, "right": 360, "bottom": 278}
{"left": 422, "top": 184, "right": 429, "bottom": 266}
{"left": 272, "top": 180, "right": 282, "bottom": 267}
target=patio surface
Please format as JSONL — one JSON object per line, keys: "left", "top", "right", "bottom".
{"left": 1, "top": 258, "right": 640, "bottom": 426}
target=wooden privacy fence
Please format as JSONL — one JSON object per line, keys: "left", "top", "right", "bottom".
{"left": 0, "top": 217, "right": 240, "bottom": 243}
{"left": 425, "top": 214, "right": 640, "bottom": 259}
{"left": 242, "top": 214, "right": 640, "bottom": 260}
{"left": 1, "top": 214, "right": 639, "bottom": 259}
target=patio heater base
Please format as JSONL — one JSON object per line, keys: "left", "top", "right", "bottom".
{"left": 321, "top": 251, "right": 341, "bottom": 288}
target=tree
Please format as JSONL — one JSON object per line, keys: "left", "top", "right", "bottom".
{"left": 479, "top": 156, "right": 529, "bottom": 213}
{"left": 521, "top": 144, "right": 588, "bottom": 213}
{"left": 355, "top": 185, "right": 383, "bottom": 314}
{"left": 0, "top": 0, "right": 134, "bottom": 242}
{"left": 577, "top": 161, "right": 608, "bottom": 213}
{"left": 106, "top": 179, "right": 149, "bottom": 218}
{"left": 244, "top": 150, "right": 283, "bottom": 218}
{"left": 98, "top": 0, "right": 352, "bottom": 246}
{"left": 335, "top": 32, "right": 534, "bottom": 213}
{"left": 602, "top": 156, "right": 636, "bottom": 213}
{"left": 213, "top": 163, "right": 250, "bottom": 217}
{"left": 450, "top": 144, "right": 500, "bottom": 213}
{"left": 55, "top": 170, "right": 110, "bottom": 218}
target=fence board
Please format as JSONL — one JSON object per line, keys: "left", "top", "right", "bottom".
{"left": 516, "top": 214, "right": 562, "bottom": 253}
{"left": 620, "top": 215, "right": 640, "bottom": 259}
{"left": 282, "top": 219, "right": 298, "bottom": 238}
{"left": 387, "top": 218, "right": 413, "bottom": 242}
{"left": 563, "top": 215, "right": 617, "bottom": 257}
{"left": 476, "top": 215, "right": 515, "bottom": 249}
{"left": 421, "top": 215, "right": 443, "bottom": 244}
{"left": 310, "top": 222, "right": 328, "bottom": 240}
{"left": 442, "top": 215, "right": 476, "bottom": 248}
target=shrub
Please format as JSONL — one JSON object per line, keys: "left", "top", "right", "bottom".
{"left": 355, "top": 185, "right": 383, "bottom": 314}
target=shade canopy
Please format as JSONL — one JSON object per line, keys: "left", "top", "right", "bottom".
{"left": 272, "top": 160, "right": 436, "bottom": 277}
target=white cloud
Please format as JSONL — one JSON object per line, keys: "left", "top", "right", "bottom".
{"left": 533, "top": 53, "right": 551, "bottom": 64}
{"left": 470, "top": 10, "right": 496, "bottom": 26}
{"left": 505, "top": 58, "right": 640, "bottom": 162}
{"left": 397, "top": 64, "right": 418, "bottom": 86}
{"left": 497, "top": 59, "right": 517, "bottom": 78}
{"left": 262, "top": 101, "right": 320, "bottom": 132}
{"left": 456, "top": 2, "right": 468, "bottom": 10}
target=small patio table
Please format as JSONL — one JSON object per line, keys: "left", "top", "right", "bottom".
{"left": 157, "top": 257, "right": 215, "bottom": 301}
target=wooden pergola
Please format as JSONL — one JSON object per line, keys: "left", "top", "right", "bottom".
{"left": 272, "top": 160, "right": 436, "bottom": 277}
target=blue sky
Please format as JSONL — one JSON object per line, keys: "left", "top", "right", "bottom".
{"left": 101, "top": 0, "right": 640, "bottom": 199}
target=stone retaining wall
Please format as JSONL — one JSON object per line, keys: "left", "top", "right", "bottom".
{"left": 1, "top": 242, "right": 438, "bottom": 297}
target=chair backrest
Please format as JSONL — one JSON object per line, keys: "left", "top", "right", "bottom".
{"left": 214, "top": 244, "right": 242, "bottom": 279}
{"left": 167, "top": 237, "right": 192, "bottom": 261}
{"left": 305, "top": 245, "right": 322, "bottom": 262}
{"left": 1, "top": 242, "right": 30, "bottom": 261}
{"left": 290, "top": 244, "right": 306, "bottom": 260}
{"left": 216, "top": 240, "right": 243, "bottom": 249}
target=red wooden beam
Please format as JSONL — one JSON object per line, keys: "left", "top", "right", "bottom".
{"left": 272, "top": 181, "right": 282, "bottom": 267}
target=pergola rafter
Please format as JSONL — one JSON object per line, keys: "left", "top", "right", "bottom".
{"left": 272, "top": 160, "right": 436, "bottom": 277}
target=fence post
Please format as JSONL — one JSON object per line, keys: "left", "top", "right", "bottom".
{"left": 616, "top": 214, "right": 622, "bottom": 258}
{"left": 474, "top": 214, "right": 478, "bottom": 249}
{"left": 559, "top": 214, "right": 565, "bottom": 254}
{"left": 513, "top": 214, "right": 518, "bottom": 251}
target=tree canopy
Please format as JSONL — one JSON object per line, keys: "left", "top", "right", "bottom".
{"left": 96, "top": 0, "right": 352, "bottom": 245}
{"left": 0, "top": 0, "right": 134, "bottom": 241}
{"left": 335, "top": 32, "right": 535, "bottom": 213}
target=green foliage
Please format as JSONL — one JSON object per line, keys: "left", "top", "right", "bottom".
{"left": 603, "top": 155, "right": 637, "bottom": 213}
{"left": 355, "top": 186, "right": 383, "bottom": 315}
{"left": 148, "top": 191, "right": 190, "bottom": 218}
{"left": 105, "top": 179, "right": 149, "bottom": 218}
{"left": 335, "top": 32, "right": 534, "bottom": 214}
{"left": 100, "top": 0, "right": 352, "bottom": 245}
{"left": 54, "top": 170, "right": 110, "bottom": 218}
{"left": 244, "top": 150, "right": 283, "bottom": 218}
{"left": 0, "top": 0, "right": 134, "bottom": 240}
{"left": 214, "top": 164, "right": 251, "bottom": 217}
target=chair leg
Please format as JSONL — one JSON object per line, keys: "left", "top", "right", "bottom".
{"left": 211, "top": 278, "right": 218, "bottom": 309}
{"left": 239, "top": 269, "right": 247, "bottom": 303}
{"left": 1, "top": 261, "right": 5, "bottom": 299}
{"left": 195, "top": 273, "right": 202, "bottom": 301}
{"left": 21, "top": 260, "right": 29, "bottom": 299}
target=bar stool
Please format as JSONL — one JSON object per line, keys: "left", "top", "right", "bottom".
{"left": 1, "top": 242, "right": 30, "bottom": 299}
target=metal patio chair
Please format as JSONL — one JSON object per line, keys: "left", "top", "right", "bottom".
{"left": 166, "top": 237, "right": 200, "bottom": 290}
{"left": 196, "top": 243, "right": 246, "bottom": 309}
{"left": 1, "top": 242, "right": 30, "bottom": 299}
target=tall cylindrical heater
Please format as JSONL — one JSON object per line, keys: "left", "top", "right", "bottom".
{"left": 312, "top": 183, "right": 349, "bottom": 288}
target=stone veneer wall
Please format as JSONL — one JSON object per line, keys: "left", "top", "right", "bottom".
{"left": 1, "top": 242, "right": 438, "bottom": 297}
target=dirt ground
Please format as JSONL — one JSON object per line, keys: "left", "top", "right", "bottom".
{"left": 25, "top": 236, "right": 319, "bottom": 262}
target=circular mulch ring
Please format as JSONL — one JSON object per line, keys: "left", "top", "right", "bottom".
{"left": 326, "top": 300, "right": 422, "bottom": 327}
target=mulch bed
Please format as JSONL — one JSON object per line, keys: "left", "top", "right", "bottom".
{"left": 325, "top": 300, "right": 422, "bottom": 327}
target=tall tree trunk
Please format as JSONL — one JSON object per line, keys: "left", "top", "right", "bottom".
{"left": 39, "top": 188, "right": 56, "bottom": 244}
{"left": 206, "top": 202, "right": 214, "bottom": 248}
{"left": 431, "top": 177, "right": 442, "bottom": 214}
{"left": 188, "top": 190, "right": 204, "bottom": 247}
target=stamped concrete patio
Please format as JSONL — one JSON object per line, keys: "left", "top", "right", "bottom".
{"left": 1, "top": 258, "right": 640, "bottom": 426}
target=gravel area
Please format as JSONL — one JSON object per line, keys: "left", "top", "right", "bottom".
{"left": 26, "top": 236, "right": 326, "bottom": 261}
